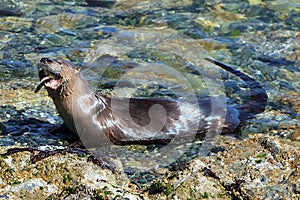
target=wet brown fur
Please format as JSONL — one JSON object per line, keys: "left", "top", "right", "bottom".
{"left": 36, "top": 58, "right": 267, "bottom": 146}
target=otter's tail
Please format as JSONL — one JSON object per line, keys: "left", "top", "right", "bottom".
{"left": 205, "top": 57, "right": 268, "bottom": 122}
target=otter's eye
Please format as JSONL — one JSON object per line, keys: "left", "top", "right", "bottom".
{"left": 56, "top": 60, "right": 62, "bottom": 65}
{"left": 40, "top": 57, "right": 53, "bottom": 63}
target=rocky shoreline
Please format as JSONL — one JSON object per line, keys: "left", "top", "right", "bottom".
{"left": 0, "top": 133, "right": 299, "bottom": 199}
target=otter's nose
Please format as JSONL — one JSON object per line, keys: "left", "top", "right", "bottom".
{"left": 40, "top": 57, "right": 53, "bottom": 63}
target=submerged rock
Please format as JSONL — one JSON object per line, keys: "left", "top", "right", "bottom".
{"left": 0, "top": 0, "right": 23, "bottom": 17}
{"left": 86, "top": 0, "right": 116, "bottom": 8}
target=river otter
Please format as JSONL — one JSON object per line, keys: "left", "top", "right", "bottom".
{"left": 35, "top": 57, "right": 267, "bottom": 147}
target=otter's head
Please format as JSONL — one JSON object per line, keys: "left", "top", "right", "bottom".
{"left": 35, "top": 58, "right": 80, "bottom": 96}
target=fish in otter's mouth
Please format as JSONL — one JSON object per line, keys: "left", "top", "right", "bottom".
{"left": 35, "top": 58, "right": 63, "bottom": 93}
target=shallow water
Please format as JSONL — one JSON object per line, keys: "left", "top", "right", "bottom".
{"left": 0, "top": 0, "right": 299, "bottom": 174}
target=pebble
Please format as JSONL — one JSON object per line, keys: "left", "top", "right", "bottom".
{"left": 155, "top": 168, "right": 168, "bottom": 175}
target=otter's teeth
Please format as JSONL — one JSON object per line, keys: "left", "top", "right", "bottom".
{"left": 46, "top": 79, "right": 60, "bottom": 89}
{"left": 34, "top": 76, "right": 53, "bottom": 93}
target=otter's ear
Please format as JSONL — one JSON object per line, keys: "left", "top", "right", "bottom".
{"left": 75, "top": 67, "right": 80, "bottom": 74}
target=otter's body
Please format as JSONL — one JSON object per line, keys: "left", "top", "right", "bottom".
{"left": 35, "top": 57, "right": 267, "bottom": 146}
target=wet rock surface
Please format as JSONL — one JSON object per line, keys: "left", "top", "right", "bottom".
{"left": 0, "top": 0, "right": 299, "bottom": 199}
{"left": 0, "top": 134, "right": 298, "bottom": 199}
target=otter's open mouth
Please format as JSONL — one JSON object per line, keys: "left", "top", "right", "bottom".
{"left": 34, "top": 74, "right": 61, "bottom": 93}
{"left": 34, "top": 58, "right": 62, "bottom": 93}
